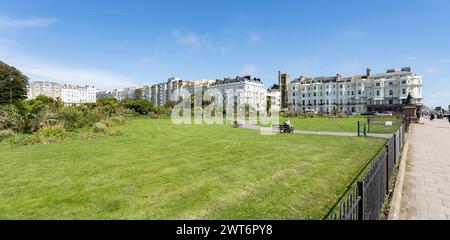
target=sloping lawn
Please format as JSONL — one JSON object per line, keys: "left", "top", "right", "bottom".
{"left": 0, "top": 118, "right": 385, "bottom": 219}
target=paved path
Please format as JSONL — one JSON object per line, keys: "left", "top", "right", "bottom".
{"left": 239, "top": 122, "right": 392, "bottom": 139}
{"left": 400, "top": 118, "right": 450, "bottom": 220}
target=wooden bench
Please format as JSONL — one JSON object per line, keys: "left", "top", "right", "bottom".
{"left": 272, "top": 124, "right": 294, "bottom": 133}
{"left": 232, "top": 121, "right": 243, "bottom": 128}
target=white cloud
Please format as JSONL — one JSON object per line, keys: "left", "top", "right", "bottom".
{"left": 341, "top": 63, "right": 361, "bottom": 73}
{"left": 0, "top": 15, "right": 59, "bottom": 30}
{"left": 0, "top": 46, "right": 135, "bottom": 89}
{"left": 239, "top": 64, "right": 257, "bottom": 75}
{"left": 171, "top": 29, "right": 201, "bottom": 49}
{"left": 248, "top": 33, "right": 261, "bottom": 43}
{"left": 425, "top": 66, "right": 442, "bottom": 74}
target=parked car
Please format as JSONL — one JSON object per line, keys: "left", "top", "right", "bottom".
{"left": 376, "top": 112, "right": 393, "bottom": 116}
{"left": 304, "top": 109, "right": 317, "bottom": 114}
{"left": 365, "top": 111, "right": 378, "bottom": 116}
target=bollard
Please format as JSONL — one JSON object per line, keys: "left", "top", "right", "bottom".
{"left": 363, "top": 124, "right": 367, "bottom": 136}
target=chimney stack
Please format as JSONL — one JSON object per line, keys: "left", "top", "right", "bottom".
{"left": 366, "top": 68, "right": 372, "bottom": 77}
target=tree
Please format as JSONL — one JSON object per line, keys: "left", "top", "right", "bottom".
{"left": 121, "top": 98, "right": 154, "bottom": 115}
{"left": 266, "top": 98, "right": 272, "bottom": 115}
{"left": 0, "top": 101, "right": 47, "bottom": 133}
{"left": 95, "top": 97, "right": 123, "bottom": 118}
{"left": 0, "top": 61, "right": 29, "bottom": 105}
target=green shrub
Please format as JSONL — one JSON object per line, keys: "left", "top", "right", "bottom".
{"left": 59, "top": 106, "right": 93, "bottom": 130}
{"left": 109, "top": 116, "right": 127, "bottom": 125}
{"left": 148, "top": 112, "right": 159, "bottom": 119}
{"left": 124, "top": 108, "right": 139, "bottom": 117}
{"left": 93, "top": 122, "right": 107, "bottom": 133}
{"left": 27, "top": 125, "right": 67, "bottom": 145}
{"left": 0, "top": 129, "right": 14, "bottom": 142}
{"left": 121, "top": 98, "right": 154, "bottom": 115}
{"left": 5, "top": 134, "right": 29, "bottom": 146}
{"left": 93, "top": 122, "right": 122, "bottom": 136}
{"left": 96, "top": 98, "right": 124, "bottom": 117}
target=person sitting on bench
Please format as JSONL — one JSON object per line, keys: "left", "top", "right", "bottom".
{"left": 283, "top": 119, "right": 294, "bottom": 133}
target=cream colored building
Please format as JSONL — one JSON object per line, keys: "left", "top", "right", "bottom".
{"left": 287, "top": 67, "right": 423, "bottom": 114}
{"left": 27, "top": 81, "right": 61, "bottom": 100}
{"left": 27, "top": 81, "right": 96, "bottom": 105}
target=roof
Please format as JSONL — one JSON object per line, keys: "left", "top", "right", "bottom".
{"left": 211, "top": 76, "right": 263, "bottom": 86}
{"left": 290, "top": 68, "right": 417, "bottom": 84}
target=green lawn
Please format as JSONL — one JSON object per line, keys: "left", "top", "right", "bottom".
{"left": 258, "top": 116, "right": 402, "bottom": 134}
{"left": 259, "top": 116, "right": 366, "bottom": 133}
{"left": 0, "top": 118, "right": 386, "bottom": 219}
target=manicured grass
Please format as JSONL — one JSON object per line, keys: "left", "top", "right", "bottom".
{"left": 367, "top": 116, "right": 403, "bottom": 134}
{"left": 283, "top": 117, "right": 365, "bottom": 132}
{"left": 259, "top": 116, "right": 366, "bottom": 133}
{"left": 259, "top": 116, "right": 402, "bottom": 134}
{"left": 0, "top": 118, "right": 386, "bottom": 219}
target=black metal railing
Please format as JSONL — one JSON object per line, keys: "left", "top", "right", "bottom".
{"left": 325, "top": 124, "right": 407, "bottom": 220}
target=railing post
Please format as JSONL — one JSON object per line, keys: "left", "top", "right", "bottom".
{"left": 385, "top": 144, "right": 390, "bottom": 195}
{"left": 393, "top": 133, "right": 397, "bottom": 164}
{"left": 357, "top": 181, "right": 364, "bottom": 220}
{"left": 358, "top": 121, "right": 360, "bottom": 137}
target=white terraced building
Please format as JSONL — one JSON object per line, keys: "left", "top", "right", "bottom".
{"left": 96, "top": 76, "right": 283, "bottom": 113}
{"left": 97, "top": 77, "right": 281, "bottom": 112}
{"left": 207, "top": 76, "right": 268, "bottom": 112}
{"left": 27, "top": 81, "right": 96, "bottom": 105}
{"left": 266, "top": 84, "right": 282, "bottom": 112}
{"left": 287, "top": 67, "right": 423, "bottom": 114}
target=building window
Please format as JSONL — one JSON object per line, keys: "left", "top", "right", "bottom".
{"left": 402, "top": 89, "right": 406, "bottom": 95}
{"left": 389, "top": 90, "right": 393, "bottom": 96}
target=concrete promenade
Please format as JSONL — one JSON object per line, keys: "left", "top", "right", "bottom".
{"left": 400, "top": 118, "right": 450, "bottom": 220}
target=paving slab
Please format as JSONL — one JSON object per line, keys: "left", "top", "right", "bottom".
{"left": 400, "top": 118, "right": 450, "bottom": 220}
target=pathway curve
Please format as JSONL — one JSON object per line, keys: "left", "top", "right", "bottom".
{"left": 400, "top": 118, "right": 450, "bottom": 220}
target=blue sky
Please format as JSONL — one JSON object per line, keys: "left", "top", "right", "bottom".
{"left": 1, "top": 0, "right": 450, "bottom": 107}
